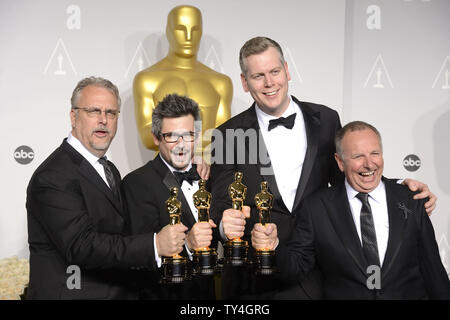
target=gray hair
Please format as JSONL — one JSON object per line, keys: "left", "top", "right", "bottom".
{"left": 71, "top": 76, "right": 121, "bottom": 109}
{"left": 151, "top": 94, "right": 201, "bottom": 138}
{"left": 239, "top": 36, "right": 285, "bottom": 75}
{"left": 335, "top": 121, "right": 383, "bottom": 158}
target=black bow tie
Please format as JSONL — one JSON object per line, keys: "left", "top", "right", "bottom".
{"left": 173, "top": 165, "right": 200, "bottom": 186}
{"left": 268, "top": 113, "right": 297, "bottom": 131}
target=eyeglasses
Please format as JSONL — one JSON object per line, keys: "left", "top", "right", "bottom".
{"left": 73, "top": 107, "right": 120, "bottom": 119}
{"left": 160, "top": 131, "right": 196, "bottom": 143}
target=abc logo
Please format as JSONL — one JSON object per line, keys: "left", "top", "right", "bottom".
{"left": 14, "top": 145, "right": 35, "bottom": 165}
{"left": 403, "top": 154, "right": 421, "bottom": 172}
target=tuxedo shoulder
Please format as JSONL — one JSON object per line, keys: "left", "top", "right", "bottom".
{"left": 28, "top": 145, "right": 76, "bottom": 185}
{"left": 122, "top": 160, "right": 154, "bottom": 184}
{"left": 384, "top": 178, "right": 415, "bottom": 193}
{"left": 295, "top": 99, "right": 339, "bottom": 116}
{"left": 385, "top": 179, "right": 424, "bottom": 203}
{"left": 216, "top": 105, "right": 254, "bottom": 131}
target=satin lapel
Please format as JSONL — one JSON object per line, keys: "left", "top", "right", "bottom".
{"left": 292, "top": 99, "right": 320, "bottom": 212}
{"left": 381, "top": 180, "right": 407, "bottom": 279}
{"left": 151, "top": 155, "right": 196, "bottom": 228}
{"left": 325, "top": 184, "right": 367, "bottom": 277}
{"left": 243, "top": 105, "right": 286, "bottom": 211}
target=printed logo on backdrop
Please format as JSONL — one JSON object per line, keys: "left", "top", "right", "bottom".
{"left": 363, "top": 54, "right": 393, "bottom": 89}
{"left": 432, "top": 56, "right": 450, "bottom": 90}
{"left": 204, "top": 45, "right": 225, "bottom": 73}
{"left": 43, "top": 38, "right": 77, "bottom": 76}
{"left": 66, "top": 5, "right": 81, "bottom": 30}
{"left": 14, "top": 146, "right": 34, "bottom": 165}
{"left": 284, "top": 46, "right": 303, "bottom": 84}
{"left": 124, "top": 42, "right": 151, "bottom": 79}
{"left": 366, "top": 5, "right": 381, "bottom": 30}
{"left": 438, "top": 234, "right": 450, "bottom": 274}
{"left": 403, "top": 154, "right": 421, "bottom": 172}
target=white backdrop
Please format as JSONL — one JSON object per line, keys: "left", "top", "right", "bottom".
{"left": 0, "top": 0, "right": 448, "bottom": 274}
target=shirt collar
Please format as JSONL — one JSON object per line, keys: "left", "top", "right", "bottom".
{"left": 345, "top": 179, "right": 386, "bottom": 204}
{"left": 67, "top": 132, "right": 102, "bottom": 166}
{"left": 255, "top": 96, "right": 297, "bottom": 129}
{"left": 159, "top": 154, "right": 192, "bottom": 174}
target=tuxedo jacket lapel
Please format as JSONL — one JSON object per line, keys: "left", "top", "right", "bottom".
{"left": 325, "top": 184, "right": 367, "bottom": 277}
{"left": 62, "top": 140, "right": 124, "bottom": 217}
{"left": 292, "top": 98, "right": 320, "bottom": 212}
{"left": 108, "top": 159, "right": 123, "bottom": 205}
{"left": 327, "top": 180, "right": 408, "bottom": 282}
{"left": 151, "top": 155, "right": 196, "bottom": 227}
{"left": 381, "top": 180, "right": 407, "bottom": 279}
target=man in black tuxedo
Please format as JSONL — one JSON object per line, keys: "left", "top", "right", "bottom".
{"left": 258, "top": 121, "right": 450, "bottom": 299}
{"left": 26, "top": 77, "right": 187, "bottom": 299}
{"left": 121, "top": 94, "right": 217, "bottom": 300}
{"left": 209, "top": 36, "right": 437, "bottom": 299}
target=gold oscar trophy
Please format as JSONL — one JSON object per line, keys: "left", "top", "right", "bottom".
{"left": 161, "top": 187, "right": 188, "bottom": 283}
{"left": 254, "top": 181, "right": 276, "bottom": 275}
{"left": 192, "top": 179, "right": 217, "bottom": 275}
{"left": 224, "top": 172, "right": 249, "bottom": 265}
{"left": 133, "top": 5, "right": 232, "bottom": 154}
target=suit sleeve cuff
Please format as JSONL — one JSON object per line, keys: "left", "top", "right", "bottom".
{"left": 185, "top": 241, "right": 194, "bottom": 261}
{"left": 219, "top": 219, "right": 228, "bottom": 242}
{"left": 153, "top": 233, "right": 162, "bottom": 268}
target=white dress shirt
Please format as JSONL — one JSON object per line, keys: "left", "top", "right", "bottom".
{"left": 154, "top": 155, "right": 199, "bottom": 266}
{"left": 345, "top": 180, "right": 390, "bottom": 266}
{"left": 255, "top": 97, "right": 307, "bottom": 212}
{"left": 159, "top": 155, "right": 199, "bottom": 221}
{"left": 67, "top": 133, "right": 111, "bottom": 188}
{"left": 219, "top": 97, "right": 307, "bottom": 241}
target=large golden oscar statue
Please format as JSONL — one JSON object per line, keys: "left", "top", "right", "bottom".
{"left": 133, "top": 5, "right": 232, "bottom": 151}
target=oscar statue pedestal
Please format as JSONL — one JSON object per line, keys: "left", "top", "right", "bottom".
{"left": 193, "top": 248, "right": 217, "bottom": 275}
{"left": 162, "top": 255, "right": 188, "bottom": 284}
{"left": 224, "top": 239, "right": 248, "bottom": 266}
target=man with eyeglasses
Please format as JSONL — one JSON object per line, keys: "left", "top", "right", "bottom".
{"left": 121, "top": 93, "right": 218, "bottom": 300}
{"left": 26, "top": 76, "right": 172, "bottom": 299}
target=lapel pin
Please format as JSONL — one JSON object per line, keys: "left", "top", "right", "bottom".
{"left": 397, "top": 202, "right": 412, "bottom": 220}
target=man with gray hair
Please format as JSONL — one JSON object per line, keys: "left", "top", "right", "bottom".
{"left": 122, "top": 93, "right": 218, "bottom": 300}
{"left": 26, "top": 77, "right": 170, "bottom": 299}
{"left": 264, "top": 121, "right": 450, "bottom": 299}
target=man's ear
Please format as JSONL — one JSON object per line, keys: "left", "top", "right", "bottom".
{"left": 284, "top": 61, "right": 291, "bottom": 82}
{"left": 70, "top": 109, "right": 76, "bottom": 129}
{"left": 152, "top": 133, "right": 161, "bottom": 147}
{"left": 334, "top": 153, "right": 345, "bottom": 172}
{"left": 240, "top": 73, "right": 249, "bottom": 92}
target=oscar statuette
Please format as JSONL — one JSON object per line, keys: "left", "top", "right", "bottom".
{"left": 133, "top": 5, "right": 232, "bottom": 152}
{"left": 192, "top": 179, "right": 217, "bottom": 275}
{"left": 161, "top": 187, "right": 188, "bottom": 283}
{"left": 224, "top": 172, "right": 249, "bottom": 265}
{"left": 254, "top": 181, "right": 276, "bottom": 275}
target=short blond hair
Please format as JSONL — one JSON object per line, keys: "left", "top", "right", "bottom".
{"left": 239, "top": 36, "right": 285, "bottom": 75}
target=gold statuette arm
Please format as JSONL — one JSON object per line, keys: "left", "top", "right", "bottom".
{"left": 214, "top": 75, "right": 233, "bottom": 128}
{"left": 133, "top": 73, "right": 158, "bottom": 150}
